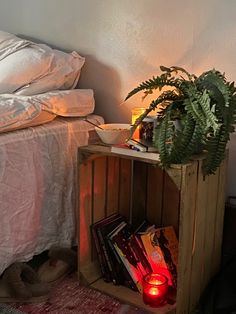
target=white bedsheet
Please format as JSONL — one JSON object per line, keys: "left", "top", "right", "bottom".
{"left": 0, "top": 114, "right": 103, "bottom": 275}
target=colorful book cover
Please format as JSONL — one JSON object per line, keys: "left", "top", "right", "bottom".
{"left": 111, "top": 224, "right": 145, "bottom": 293}
{"left": 140, "top": 226, "right": 178, "bottom": 287}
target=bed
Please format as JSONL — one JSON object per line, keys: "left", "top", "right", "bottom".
{"left": 0, "top": 113, "right": 104, "bottom": 275}
{"left": 0, "top": 30, "right": 105, "bottom": 275}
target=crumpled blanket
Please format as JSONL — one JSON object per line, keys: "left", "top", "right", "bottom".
{"left": 0, "top": 89, "right": 95, "bottom": 133}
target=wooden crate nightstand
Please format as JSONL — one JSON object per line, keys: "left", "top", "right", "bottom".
{"left": 76, "top": 144, "right": 227, "bottom": 314}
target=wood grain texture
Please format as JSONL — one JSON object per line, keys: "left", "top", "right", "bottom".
{"left": 78, "top": 161, "right": 93, "bottom": 268}
{"left": 132, "top": 161, "right": 148, "bottom": 228}
{"left": 106, "top": 156, "right": 120, "bottom": 216}
{"left": 146, "top": 165, "right": 164, "bottom": 227}
{"left": 188, "top": 160, "right": 208, "bottom": 311}
{"left": 162, "top": 170, "right": 181, "bottom": 236}
{"left": 118, "top": 158, "right": 132, "bottom": 220}
{"left": 93, "top": 157, "right": 107, "bottom": 222}
{"left": 176, "top": 161, "right": 198, "bottom": 314}
{"left": 199, "top": 169, "right": 220, "bottom": 292}
{"left": 92, "top": 279, "right": 176, "bottom": 314}
{"left": 212, "top": 156, "right": 228, "bottom": 274}
{"left": 77, "top": 145, "right": 227, "bottom": 314}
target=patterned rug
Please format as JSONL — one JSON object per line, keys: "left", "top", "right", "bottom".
{"left": 9, "top": 275, "right": 148, "bottom": 314}
{"left": 0, "top": 304, "right": 24, "bottom": 314}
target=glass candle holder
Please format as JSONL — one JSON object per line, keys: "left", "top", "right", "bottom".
{"left": 131, "top": 107, "right": 146, "bottom": 139}
{"left": 142, "top": 273, "right": 168, "bottom": 307}
{"left": 139, "top": 115, "right": 158, "bottom": 143}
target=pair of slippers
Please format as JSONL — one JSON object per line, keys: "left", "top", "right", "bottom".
{"left": 0, "top": 247, "right": 77, "bottom": 303}
{"left": 0, "top": 262, "right": 49, "bottom": 303}
{"left": 37, "top": 247, "right": 77, "bottom": 285}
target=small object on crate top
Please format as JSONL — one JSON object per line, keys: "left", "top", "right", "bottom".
{"left": 139, "top": 115, "right": 158, "bottom": 142}
{"left": 95, "top": 123, "right": 131, "bottom": 145}
{"left": 110, "top": 143, "right": 160, "bottom": 161}
{"left": 127, "top": 139, "right": 158, "bottom": 152}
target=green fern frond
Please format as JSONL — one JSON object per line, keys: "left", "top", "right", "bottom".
{"left": 130, "top": 90, "right": 181, "bottom": 136}
{"left": 160, "top": 65, "right": 197, "bottom": 81}
{"left": 202, "top": 126, "right": 228, "bottom": 175}
{"left": 185, "top": 88, "right": 219, "bottom": 133}
{"left": 125, "top": 75, "right": 183, "bottom": 101}
{"left": 170, "top": 116, "right": 204, "bottom": 163}
{"left": 153, "top": 110, "right": 174, "bottom": 167}
{"left": 125, "top": 66, "right": 236, "bottom": 176}
{"left": 197, "top": 70, "right": 231, "bottom": 107}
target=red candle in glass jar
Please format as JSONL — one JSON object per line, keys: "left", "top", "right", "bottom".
{"left": 142, "top": 273, "right": 168, "bottom": 307}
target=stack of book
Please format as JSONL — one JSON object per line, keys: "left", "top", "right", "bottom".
{"left": 110, "top": 139, "right": 160, "bottom": 161}
{"left": 91, "top": 214, "right": 178, "bottom": 293}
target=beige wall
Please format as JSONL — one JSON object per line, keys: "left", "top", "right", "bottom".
{"left": 0, "top": 0, "right": 236, "bottom": 194}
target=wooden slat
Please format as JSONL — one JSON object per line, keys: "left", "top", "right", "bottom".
{"left": 91, "top": 157, "right": 107, "bottom": 261}
{"left": 93, "top": 156, "right": 107, "bottom": 222}
{"left": 78, "top": 161, "right": 93, "bottom": 268}
{"left": 132, "top": 161, "right": 148, "bottom": 228}
{"left": 146, "top": 164, "right": 164, "bottom": 226}
{"left": 176, "top": 161, "right": 198, "bottom": 314}
{"left": 106, "top": 156, "right": 120, "bottom": 216}
{"left": 91, "top": 279, "right": 176, "bottom": 314}
{"left": 188, "top": 160, "right": 209, "bottom": 311}
{"left": 212, "top": 156, "right": 228, "bottom": 274}
{"left": 200, "top": 169, "right": 220, "bottom": 291}
{"left": 162, "top": 170, "right": 181, "bottom": 235}
{"left": 118, "top": 158, "right": 132, "bottom": 219}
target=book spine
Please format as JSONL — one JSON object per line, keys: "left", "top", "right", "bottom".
{"left": 107, "top": 238, "right": 138, "bottom": 291}
{"left": 97, "top": 228, "right": 113, "bottom": 282}
{"left": 113, "top": 242, "right": 142, "bottom": 292}
{"left": 91, "top": 225, "right": 107, "bottom": 279}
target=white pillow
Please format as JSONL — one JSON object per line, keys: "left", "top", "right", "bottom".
{"left": 0, "top": 45, "right": 53, "bottom": 94}
{"left": 0, "top": 30, "right": 85, "bottom": 95}
{"left": 0, "top": 30, "right": 31, "bottom": 60}
{"left": 15, "top": 45, "right": 85, "bottom": 95}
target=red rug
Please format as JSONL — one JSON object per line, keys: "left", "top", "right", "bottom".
{"left": 12, "top": 275, "right": 148, "bottom": 314}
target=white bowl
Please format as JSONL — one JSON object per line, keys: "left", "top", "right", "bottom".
{"left": 95, "top": 123, "right": 131, "bottom": 145}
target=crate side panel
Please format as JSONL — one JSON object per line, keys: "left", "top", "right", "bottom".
{"left": 78, "top": 161, "right": 93, "bottom": 268}
{"left": 188, "top": 161, "right": 209, "bottom": 311}
{"left": 212, "top": 156, "right": 227, "bottom": 274}
{"left": 162, "top": 170, "right": 181, "bottom": 235}
{"left": 176, "top": 161, "right": 198, "bottom": 314}
{"left": 119, "top": 158, "right": 132, "bottom": 220}
{"left": 132, "top": 161, "right": 148, "bottom": 228}
{"left": 200, "top": 168, "right": 220, "bottom": 292}
{"left": 106, "top": 156, "right": 120, "bottom": 216}
{"left": 146, "top": 165, "right": 164, "bottom": 227}
{"left": 93, "top": 157, "right": 107, "bottom": 222}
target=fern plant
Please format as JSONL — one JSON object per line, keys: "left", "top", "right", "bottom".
{"left": 125, "top": 66, "right": 236, "bottom": 175}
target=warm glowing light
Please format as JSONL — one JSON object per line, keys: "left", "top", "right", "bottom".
{"left": 147, "top": 287, "right": 161, "bottom": 296}
{"left": 131, "top": 107, "right": 146, "bottom": 139}
{"left": 142, "top": 273, "right": 168, "bottom": 308}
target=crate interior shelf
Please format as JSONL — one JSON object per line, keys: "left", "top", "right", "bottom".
{"left": 77, "top": 144, "right": 227, "bottom": 314}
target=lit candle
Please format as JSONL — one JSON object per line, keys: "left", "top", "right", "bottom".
{"left": 142, "top": 273, "right": 168, "bottom": 307}
{"left": 131, "top": 107, "right": 146, "bottom": 139}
